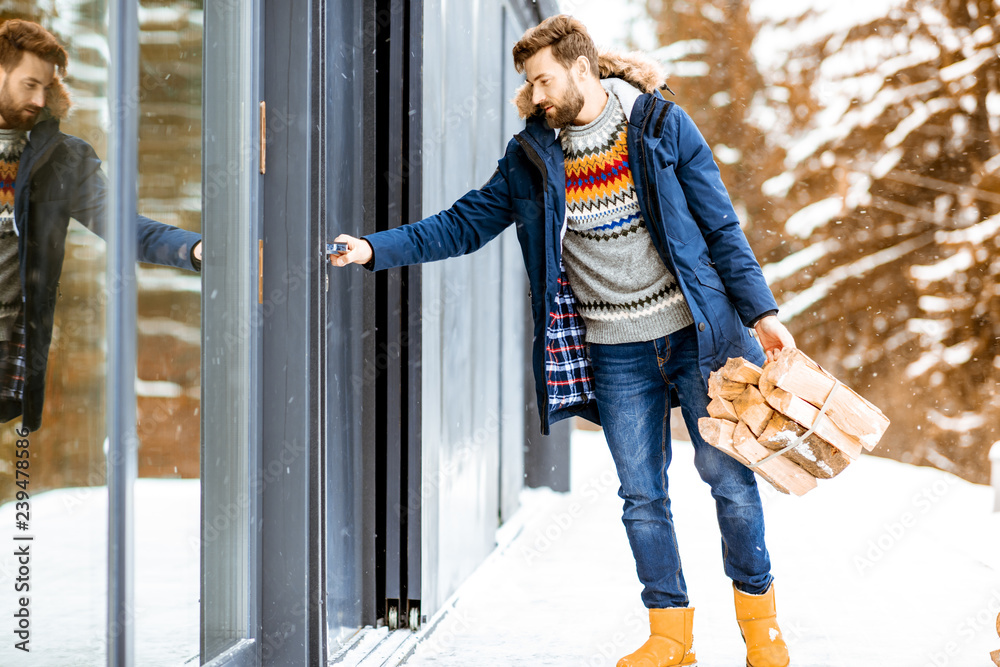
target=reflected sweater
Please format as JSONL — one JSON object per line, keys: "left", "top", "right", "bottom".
{"left": 0, "top": 128, "right": 26, "bottom": 342}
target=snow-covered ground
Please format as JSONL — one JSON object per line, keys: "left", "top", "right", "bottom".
{"left": 0, "top": 480, "right": 200, "bottom": 667}
{"left": 1, "top": 429, "right": 997, "bottom": 666}
{"left": 397, "top": 429, "right": 1000, "bottom": 667}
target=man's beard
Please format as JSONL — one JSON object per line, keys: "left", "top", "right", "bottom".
{"left": 0, "top": 83, "right": 41, "bottom": 131}
{"left": 543, "top": 78, "right": 585, "bottom": 129}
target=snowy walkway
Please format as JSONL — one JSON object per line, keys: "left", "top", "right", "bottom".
{"left": 1, "top": 430, "right": 997, "bottom": 666}
{"left": 399, "top": 429, "right": 1000, "bottom": 667}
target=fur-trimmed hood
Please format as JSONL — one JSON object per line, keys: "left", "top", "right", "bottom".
{"left": 512, "top": 48, "right": 668, "bottom": 120}
{"left": 37, "top": 75, "right": 72, "bottom": 123}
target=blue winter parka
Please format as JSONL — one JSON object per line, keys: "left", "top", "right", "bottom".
{"left": 364, "top": 57, "right": 778, "bottom": 435}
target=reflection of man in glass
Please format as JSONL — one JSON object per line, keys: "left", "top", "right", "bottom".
{"left": 0, "top": 20, "right": 203, "bottom": 432}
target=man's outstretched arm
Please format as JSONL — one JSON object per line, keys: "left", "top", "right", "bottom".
{"left": 331, "top": 155, "right": 516, "bottom": 271}
{"left": 68, "top": 139, "right": 202, "bottom": 272}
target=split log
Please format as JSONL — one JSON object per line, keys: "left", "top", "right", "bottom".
{"left": 707, "top": 397, "right": 739, "bottom": 422}
{"left": 699, "top": 418, "right": 751, "bottom": 467}
{"left": 759, "top": 348, "right": 890, "bottom": 451}
{"left": 733, "top": 420, "right": 757, "bottom": 450}
{"left": 758, "top": 371, "right": 775, "bottom": 398}
{"left": 733, "top": 425, "right": 818, "bottom": 497}
{"left": 708, "top": 370, "right": 747, "bottom": 401}
{"left": 698, "top": 418, "right": 790, "bottom": 494}
{"left": 720, "top": 357, "right": 763, "bottom": 385}
{"left": 758, "top": 413, "right": 852, "bottom": 479}
{"left": 733, "top": 385, "right": 774, "bottom": 437}
{"left": 699, "top": 417, "right": 736, "bottom": 448}
{"left": 763, "top": 387, "right": 864, "bottom": 460}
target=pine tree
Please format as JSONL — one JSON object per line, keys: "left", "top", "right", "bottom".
{"left": 643, "top": 0, "right": 999, "bottom": 481}
{"left": 645, "top": 0, "right": 786, "bottom": 253}
{"left": 758, "top": 0, "right": 1000, "bottom": 481}
{"left": 730, "top": 0, "right": 999, "bottom": 481}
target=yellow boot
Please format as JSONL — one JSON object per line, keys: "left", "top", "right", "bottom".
{"left": 617, "top": 607, "right": 697, "bottom": 667}
{"left": 733, "top": 582, "right": 790, "bottom": 667}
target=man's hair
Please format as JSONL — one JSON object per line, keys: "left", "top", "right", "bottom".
{"left": 0, "top": 19, "right": 68, "bottom": 76}
{"left": 512, "top": 14, "right": 599, "bottom": 77}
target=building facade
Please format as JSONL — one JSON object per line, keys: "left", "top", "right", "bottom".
{"left": 0, "top": 0, "right": 567, "bottom": 665}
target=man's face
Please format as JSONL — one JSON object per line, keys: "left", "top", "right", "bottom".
{"left": 0, "top": 51, "right": 54, "bottom": 131}
{"left": 524, "top": 46, "right": 585, "bottom": 129}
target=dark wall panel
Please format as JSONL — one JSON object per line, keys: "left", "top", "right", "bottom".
{"left": 323, "top": 0, "right": 373, "bottom": 646}
{"left": 260, "top": 0, "right": 326, "bottom": 663}
{"left": 419, "top": 0, "right": 538, "bottom": 619}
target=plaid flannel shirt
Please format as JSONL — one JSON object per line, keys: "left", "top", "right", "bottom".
{"left": 544, "top": 267, "right": 596, "bottom": 413}
{"left": 0, "top": 302, "right": 26, "bottom": 403}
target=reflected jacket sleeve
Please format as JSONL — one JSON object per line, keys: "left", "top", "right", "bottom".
{"left": 363, "top": 157, "right": 515, "bottom": 272}
{"left": 69, "top": 140, "right": 202, "bottom": 272}
{"left": 672, "top": 106, "right": 778, "bottom": 325}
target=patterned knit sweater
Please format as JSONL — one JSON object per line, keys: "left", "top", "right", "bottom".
{"left": 559, "top": 91, "right": 693, "bottom": 344}
{"left": 0, "top": 128, "right": 26, "bottom": 342}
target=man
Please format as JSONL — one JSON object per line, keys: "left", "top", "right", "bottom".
{"left": 0, "top": 19, "right": 202, "bottom": 432}
{"left": 333, "top": 15, "right": 792, "bottom": 667}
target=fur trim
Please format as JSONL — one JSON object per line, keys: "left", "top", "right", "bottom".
{"left": 511, "top": 48, "right": 667, "bottom": 120}
{"left": 43, "top": 76, "right": 72, "bottom": 121}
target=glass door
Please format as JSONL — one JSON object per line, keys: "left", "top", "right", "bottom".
{"left": 0, "top": 5, "right": 111, "bottom": 664}
{"left": 200, "top": 0, "right": 262, "bottom": 664}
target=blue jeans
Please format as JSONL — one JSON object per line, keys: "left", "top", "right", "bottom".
{"left": 587, "top": 324, "right": 773, "bottom": 608}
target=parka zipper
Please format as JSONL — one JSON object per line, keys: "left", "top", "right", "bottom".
{"left": 636, "top": 101, "right": 682, "bottom": 281}
{"left": 515, "top": 132, "right": 555, "bottom": 427}
{"left": 514, "top": 133, "right": 549, "bottom": 203}
{"left": 637, "top": 102, "right": 661, "bottom": 245}
{"left": 514, "top": 132, "right": 551, "bottom": 292}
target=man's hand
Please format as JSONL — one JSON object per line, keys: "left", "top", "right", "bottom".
{"left": 754, "top": 315, "right": 795, "bottom": 364}
{"left": 330, "top": 234, "right": 373, "bottom": 267}
{"left": 193, "top": 241, "right": 202, "bottom": 261}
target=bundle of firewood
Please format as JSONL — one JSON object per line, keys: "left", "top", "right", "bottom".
{"left": 697, "top": 348, "right": 890, "bottom": 496}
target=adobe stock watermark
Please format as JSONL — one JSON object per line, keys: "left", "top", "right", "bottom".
{"left": 925, "top": 588, "right": 1000, "bottom": 667}
{"left": 853, "top": 475, "right": 956, "bottom": 575}
{"left": 352, "top": 275, "right": 465, "bottom": 391}
{"left": 410, "top": 606, "right": 475, "bottom": 658}
{"left": 189, "top": 437, "right": 309, "bottom": 553}
{"left": 517, "top": 467, "right": 619, "bottom": 566}
{"left": 393, "top": 408, "right": 509, "bottom": 521}
{"left": 583, "top": 608, "right": 647, "bottom": 666}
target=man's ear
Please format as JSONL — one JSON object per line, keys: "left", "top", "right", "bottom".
{"left": 575, "top": 55, "right": 591, "bottom": 80}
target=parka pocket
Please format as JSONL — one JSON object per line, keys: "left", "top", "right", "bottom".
{"left": 653, "top": 165, "right": 699, "bottom": 244}
{"left": 694, "top": 262, "right": 743, "bottom": 348}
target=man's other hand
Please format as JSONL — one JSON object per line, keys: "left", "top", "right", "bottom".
{"left": 330, "top": 234, "right": 373, "bottom": 267}
{"left": 754, "top": 315, "right": 795, "bottom": 364}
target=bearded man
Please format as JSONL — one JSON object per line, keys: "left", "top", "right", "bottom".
{"left": 0, "top": 19, "right": 203, "bottom": 432}
{"left": 332, "top": 14, "right": 793, "bottom": 667}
